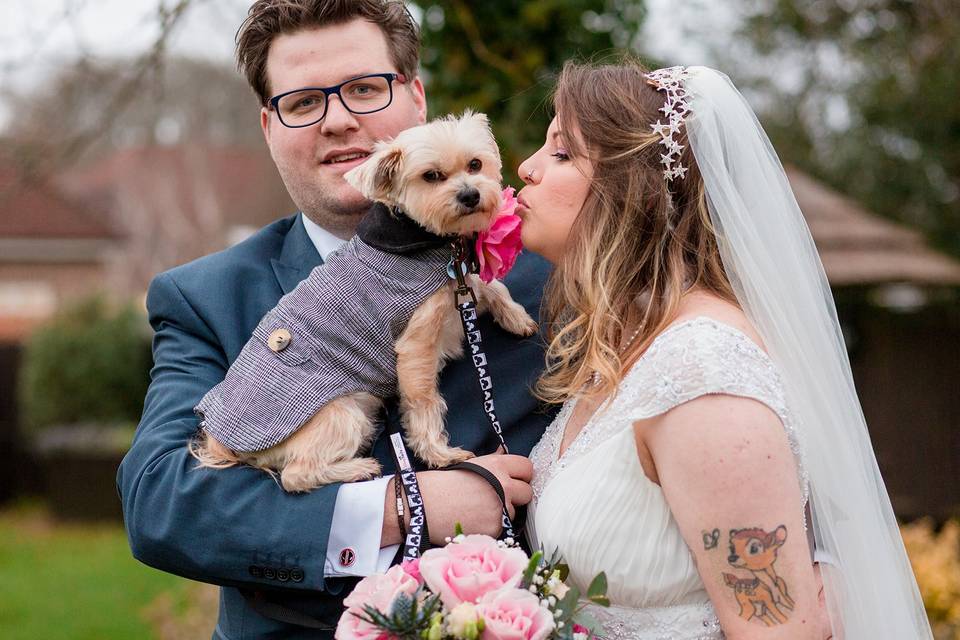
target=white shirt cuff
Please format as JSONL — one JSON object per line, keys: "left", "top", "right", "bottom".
{"left": 325, "top": 476, "right": 401, "bottom": 577}
{"left": 813, "top": 549, "right": 837, "bottom": 566}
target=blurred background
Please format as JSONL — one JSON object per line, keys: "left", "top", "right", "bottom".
{"left": 0, "top": 0, "right": 957, "bottom": 637}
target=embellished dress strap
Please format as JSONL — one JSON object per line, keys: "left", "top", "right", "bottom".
{"left": 617, "top": 316, "right": 808, "bottom": 501}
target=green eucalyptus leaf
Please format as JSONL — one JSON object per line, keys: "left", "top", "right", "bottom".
{"left": 522, "top": 550, "right": 543, "bottom": 588}
{"left": 572, "top": 612, "right": 601, "bottom": 634}
{"left": 587, "top": 595, "right": 610, "bottom": 607}
{"left": 557, "top": 588, "right": 580, "bottom": 621}
{"left": 586, "top": 572, "right": 607, "bottom": 599}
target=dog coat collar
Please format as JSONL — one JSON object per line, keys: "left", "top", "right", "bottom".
{"left": 356, "top": 203, "right": 452, "bottom": 254}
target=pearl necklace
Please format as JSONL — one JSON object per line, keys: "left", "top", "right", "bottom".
{"left": 589, "top": 323, "right": 643, "bottom": 387}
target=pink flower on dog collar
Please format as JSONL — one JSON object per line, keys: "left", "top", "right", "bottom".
{"left": 476, "top": 187, "right": 523, "bottom": 283}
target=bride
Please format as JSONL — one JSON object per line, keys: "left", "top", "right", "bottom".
{"left": 515, "top": 60, "right": 931, "bottom": 639}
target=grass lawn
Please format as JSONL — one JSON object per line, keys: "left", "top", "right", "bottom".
{"left": 0, "top": 501, "right": 216, "bottom": 640}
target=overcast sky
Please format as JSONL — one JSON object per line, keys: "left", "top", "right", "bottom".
{"left": 0, "top": 0, "right": 729, "bottom": 126}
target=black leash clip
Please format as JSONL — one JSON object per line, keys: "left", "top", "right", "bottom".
{"left": 448, "top": 237, "right": 479, "bottom": 307}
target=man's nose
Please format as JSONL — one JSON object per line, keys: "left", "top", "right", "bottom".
{"left": 319, "top": 96, "right": 359, "bottom": 136}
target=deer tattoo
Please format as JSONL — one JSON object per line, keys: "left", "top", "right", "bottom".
{"left": 722, "top": 525, "right": 794, "bottom": 626}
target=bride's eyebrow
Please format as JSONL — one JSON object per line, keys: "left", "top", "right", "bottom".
{"left": 551, "top": 130, "right": 574, "bottom": 153}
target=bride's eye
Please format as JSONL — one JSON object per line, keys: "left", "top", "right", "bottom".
{"left": 550, "top": 150, "right": 570, "bottom": 161}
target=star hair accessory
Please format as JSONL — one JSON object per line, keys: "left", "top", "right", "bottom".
{"left": 644, "top": 66, "right": 692, "bottom": 182}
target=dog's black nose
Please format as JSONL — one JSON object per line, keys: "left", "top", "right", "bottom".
{"left": 456, "top": 187, "right": 481, "bottom": 210}
{"left": 728, "top": 554, "right": 739, "bottom": 564}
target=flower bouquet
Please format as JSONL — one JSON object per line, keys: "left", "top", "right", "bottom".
{"left": 335, "top": 528, "right": 609, "bottom": 640}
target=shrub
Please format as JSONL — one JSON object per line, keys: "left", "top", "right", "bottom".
{"left": 902, "top": 518, "right": 960, "bottom": 639}
{"left": 18, "top": 296, "right": 151, "bottom": 437}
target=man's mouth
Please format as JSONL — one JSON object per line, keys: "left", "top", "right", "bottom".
{"left": 322, "top": 151, "right": 371, "bottom": 166}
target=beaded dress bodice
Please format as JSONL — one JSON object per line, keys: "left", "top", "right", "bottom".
{"left": 527, "top": 317, "right": 808, "bottom": 640}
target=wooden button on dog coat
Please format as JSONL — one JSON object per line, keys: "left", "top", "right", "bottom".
{"left": 267, "top": 328, "right": 292, "bottom": 352}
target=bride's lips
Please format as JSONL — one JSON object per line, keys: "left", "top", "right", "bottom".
{"left": 516, "top": 195, "right": 530, "bottom": 216}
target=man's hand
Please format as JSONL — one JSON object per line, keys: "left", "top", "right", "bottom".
{"left": 382, "top": 453, "right": 533, "bottom": 546}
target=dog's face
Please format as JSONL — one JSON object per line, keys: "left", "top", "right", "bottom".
{"left": 344, "top": 111, "right": 503, "bottom": 236}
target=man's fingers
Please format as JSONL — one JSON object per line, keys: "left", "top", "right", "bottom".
{"left": 506, "top": 478, "right": 533, "bottom": 507}
{"left": 496, "top": 454, "right": 534, "bottom": 481}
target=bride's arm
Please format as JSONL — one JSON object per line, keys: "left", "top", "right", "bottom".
{"left": 640, "top": 393, "right": 821, "bottom": 640}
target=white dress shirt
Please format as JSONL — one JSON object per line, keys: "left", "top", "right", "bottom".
{"left": 301, "top": 213, "right": 401, "bottom": 577}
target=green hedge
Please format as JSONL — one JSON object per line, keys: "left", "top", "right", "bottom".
{"left": 18, "top": 296, "right": 152, "bottom": 435}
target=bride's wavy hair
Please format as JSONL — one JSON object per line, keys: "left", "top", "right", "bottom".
{"left": 535, "top": 58, "right": 737, "bottom": 404}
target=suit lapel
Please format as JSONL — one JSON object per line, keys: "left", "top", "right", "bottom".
{"left": 270, "top": 213, "right": 324, "bottom": 294}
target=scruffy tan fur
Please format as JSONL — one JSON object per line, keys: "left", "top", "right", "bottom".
{"left": 191, "top": 112, "right": 537, "bottom": 492}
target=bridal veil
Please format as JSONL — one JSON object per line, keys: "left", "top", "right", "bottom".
{"left": 673, "top": 65, "right": 932, "bottom": 639}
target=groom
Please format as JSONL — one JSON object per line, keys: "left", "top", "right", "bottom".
{"left": 116, "top": 2, "right": 553, "bottom": 639}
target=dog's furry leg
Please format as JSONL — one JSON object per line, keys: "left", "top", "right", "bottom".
{"left": 474, "top": 277, "right": 538, "bottom": 336}
{"left": 396, "top": 289, "right": 474, "bottom": 467}
{"left": 190, "top": 432, "right": 242, "bottom": 469}
{"left": 275, "top": 392, "right": 383, "bottom": 492}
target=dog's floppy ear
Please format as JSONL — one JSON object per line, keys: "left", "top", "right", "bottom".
{"left": 343, "top": 143, "right": 403, "bottom": 202}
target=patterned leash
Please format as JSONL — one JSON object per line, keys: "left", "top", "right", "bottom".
{"left": 448, "top": 237, "right": 515, "bottom": 541}
{"left": 390, "top": 237, "right": 516, "bottom": 562}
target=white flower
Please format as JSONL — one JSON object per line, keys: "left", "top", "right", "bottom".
{"left": 447, "top": 602, "right": 482, "bottom": 640}
{"left": 549, "top": 581, "right": 569, "bottom": 600}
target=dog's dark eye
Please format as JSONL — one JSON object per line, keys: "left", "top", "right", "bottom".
{"left": 423, "top": 170, "right": 445, "bottom": 183}
{"left": 467, "top": 159, "right": 482, "bottom": 173}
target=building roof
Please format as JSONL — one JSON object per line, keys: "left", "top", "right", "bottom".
{"left": 787, "top": 167, "right": 960, "bottom": 286}
{"left": 58, "top": 144, "right": 295, "bottom": 231}
{"left": 0, "top": 162, "right": 116, "bottom": 240}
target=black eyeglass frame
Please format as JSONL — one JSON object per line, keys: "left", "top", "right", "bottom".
{"left": 267, "top": 72, "right": 407, "bottom": 129}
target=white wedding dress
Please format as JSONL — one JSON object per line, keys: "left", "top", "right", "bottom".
{"left": 527, "top": 316, "right": 808, "bottom": 640}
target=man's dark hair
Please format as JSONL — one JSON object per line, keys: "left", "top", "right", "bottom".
{"left": 236, "top": 0, "right": 421, "bottom": 105}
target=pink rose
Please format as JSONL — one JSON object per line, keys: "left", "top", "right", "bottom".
{"left": 342, "top": 564, "right": 420, "bottom": 615}
{"left": 419, "top": 534, "right": 529, "bottom": 608}
{"left": 401, "top": 558, "right": 422, "bottom": 583}
{"left": 334, "top": 608, "right": 389, "bottom": 640}
{"left": 476, "top": 187, "right": 523, "bottom": 283}
{"left": 336, "top": 565, "right": 420, "bottom": 640}
{"left": 477, "top": 588, "right": 555, "bottom": 640}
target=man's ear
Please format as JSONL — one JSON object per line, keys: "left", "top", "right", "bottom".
{"left": 344, "top": 143, "right": 404, "bottom": 202}
{"left": 260, "top": 106, "right": 272, "bottom": 146}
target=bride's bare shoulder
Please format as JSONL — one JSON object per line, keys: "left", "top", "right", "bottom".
{"left": 668, "top": 289, "right": 768, "bottom": 353}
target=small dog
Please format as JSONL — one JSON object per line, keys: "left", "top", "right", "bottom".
{"left": 191, "top": 112, "right": 537, "bottom": 491}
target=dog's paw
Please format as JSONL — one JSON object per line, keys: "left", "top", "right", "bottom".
{"left": 280, "top": 467, "right": 320, "bottom": 493}
{"left": 280, "top": 457, "right": 382, "bottom": 492}
{"left": 420, "top": 445, "right": 475, "bottom": 469}
{"left": 517, "top": 315, "right": 539, "bottom": 337}
{"left": 499, "top": 311, "right": 538, "bottom": 337}
{"left": 332, "top": 457, "right": 383, "bottom": 483}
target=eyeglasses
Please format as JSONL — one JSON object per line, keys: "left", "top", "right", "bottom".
{"left": 268, "top": 72, "right": 407, "bottom": 128}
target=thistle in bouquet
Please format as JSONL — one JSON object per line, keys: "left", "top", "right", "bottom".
{"left": 335, "top": 525, "right": 609, "bottom": 640}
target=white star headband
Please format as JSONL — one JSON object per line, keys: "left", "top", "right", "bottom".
{"left": 644, "top": 66, "right": 692, "bottom": 182}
